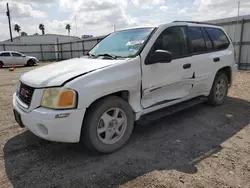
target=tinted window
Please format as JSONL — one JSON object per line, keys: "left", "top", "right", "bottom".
{"left": 152, "top": 27, "right": 189, "bottom": 59}
{"left": 12, "top": 52, "right": 22, "bottom": 57}
{"left": 0, "top": 52, "right": 11, "bottom": 57}
{"left": 205, "top": 27, "right": 230, "bottom": 50}
{"left": 202, "top": 28, "right": 213, "bottom": 51}
{"left": 187, "top": 27, "right": 206, "bottom": 53}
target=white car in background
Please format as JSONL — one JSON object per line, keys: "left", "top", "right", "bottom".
{"left": 0, "top": 51, "right": 39, "bottom": 68}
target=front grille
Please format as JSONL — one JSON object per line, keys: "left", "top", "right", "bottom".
{"left": 18, "top": 83, "right": 35, "bottom": 107}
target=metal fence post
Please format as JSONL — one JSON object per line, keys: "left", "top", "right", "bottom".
{"left": 3, "top": 44, "right": 6, "bottom": 51}
{"left": 82, "top": 41, "right": 84, "bottom": 55}
{"left": 60, "top": 44, "right": 63, "bottom": 60}
{"left": 56, "top": 37, "right": 59, "bottom": 61}
{"left": 70, "top": 42, "right": 73, "bottom": 58}
{"left": 40, "top": 44, "right": 44, "bottom": 61}
{"left": 238, "top": 19, "right": 245, "bottom": 69}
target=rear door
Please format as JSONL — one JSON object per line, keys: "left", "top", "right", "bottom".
{"left": 141, "top": 26, "right": 195, "bottom": 108}
{"left": 0, "top": 52, "right": 12, "bottom": 65}
{"left": 186, "top": 26, "right": 231, "bottom": 95}
{"left": 185, "top": 26, "right": 214, "bottom": 94}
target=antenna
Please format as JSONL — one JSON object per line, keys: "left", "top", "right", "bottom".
{"left": 233, "top": 1, "right": 240, "bottom": 43}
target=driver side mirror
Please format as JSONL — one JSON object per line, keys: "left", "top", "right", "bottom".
{"left": 22, "top": 55, "right": 26, "bottom": 57}
{"left": 145, "top": 50, "right": 172, "bottom": 65}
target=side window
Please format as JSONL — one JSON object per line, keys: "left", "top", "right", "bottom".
{"left": 12, "top": 52, "right": 22, "bottom": 57}
{"left": 205, "top": 27, "right": 230, "bottom": 50}
{"left": 152, "top": 27, "right": 189, "bottom": 59}
{"left": 201, "top": 28, "right": 213, "bottom": 51}
{"left": 187, "top": 27, "right": 206, "bottom": 53}
{"left": 0, "top": 52, "right": 11, "bottom": 57}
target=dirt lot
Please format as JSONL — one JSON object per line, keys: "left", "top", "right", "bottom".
{"left": 0, "top": 64, "right": 250, "bottom": 188}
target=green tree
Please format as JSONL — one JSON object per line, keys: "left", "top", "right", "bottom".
{"left": 21, "top": 32, "right": 27, "bottom": 36}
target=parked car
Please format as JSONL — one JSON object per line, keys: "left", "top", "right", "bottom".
{"left": 0, "top": 51, "right": 39, "bottom": 68}
{"left": 13, "top": 21, "right": 237, "bottom": 153}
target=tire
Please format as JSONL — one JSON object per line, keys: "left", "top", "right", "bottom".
{"left": 82, "top": 96, "right": 134, "bottom": 153}
{"left": 26, "top": 59, "right": 35, "bottom": 66}
{"left": 0, "top": 61, "right": 3, "bottom": 68}
{"left": 207, "top": 72, "right": 229, "bottom": 106}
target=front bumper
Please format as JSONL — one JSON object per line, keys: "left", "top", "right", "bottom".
{"left": 13, "top": 93, "right": 85, "bottom": 143}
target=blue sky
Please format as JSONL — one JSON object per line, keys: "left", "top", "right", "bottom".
{"left": 0, "top": 0, "right": 250, "bottom": 41}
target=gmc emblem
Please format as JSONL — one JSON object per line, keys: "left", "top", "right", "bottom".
{"left": 20, "top": 88, "right": 29, "bottom": 98}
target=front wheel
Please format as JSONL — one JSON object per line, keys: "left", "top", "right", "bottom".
{"left": 26, "top": 59, "right": 35, "bottom": 66}
{"left": 82, "top": 96, "right": 134, "bottom": 153}
{"left": 0, "top": 61, "right": 3, "bottom": 68}
{"left": 207, "top": 73, "right": 229, "bottom": 106}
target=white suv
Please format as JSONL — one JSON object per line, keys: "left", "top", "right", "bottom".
{"left": 13, "top": 21, "right": 237, "bottom": 153}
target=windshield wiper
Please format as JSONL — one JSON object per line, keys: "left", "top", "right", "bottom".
{"left": 96, "top": 53, "right": 118, "bottom": 59}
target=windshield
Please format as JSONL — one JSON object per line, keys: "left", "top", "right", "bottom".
{"left": 89, "top": 27, "right": 155, "bottom": 58}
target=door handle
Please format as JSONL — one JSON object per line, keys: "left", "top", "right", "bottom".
{"left": 213, "top": 57, "right": 220, "bottom": 62}
{"left": 183, "top": 63, "right": 191, "bottom": 69}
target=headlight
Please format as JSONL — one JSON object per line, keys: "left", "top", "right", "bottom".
{"left": 41, "top": 88, "right": 77, "bottom": 109}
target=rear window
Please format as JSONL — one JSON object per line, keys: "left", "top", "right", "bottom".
{"left": 205, "top": 27, "right": 230, "bottom": 50}
{"left": 0, "top": 52, "right": 11, "bottom": 57}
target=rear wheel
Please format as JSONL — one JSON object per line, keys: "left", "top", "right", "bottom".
{"left": 207, "top": 73, "right": 229, "bottom": 106}
{"left": 0, "top": 61, "right": 3, "bottom": 68}
{"left": 82, "top": 96, "right": 134, "bottom": 153}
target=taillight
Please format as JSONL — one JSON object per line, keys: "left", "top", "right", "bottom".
{"left": 234, "top": 48, "right": 237, "bottom": 64}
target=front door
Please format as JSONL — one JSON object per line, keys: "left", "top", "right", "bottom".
{"left": 11, "top": 52, "right": 26, "bottom": 65}
{"left": 141, "top": 26, "right": 195, "bottom": 108}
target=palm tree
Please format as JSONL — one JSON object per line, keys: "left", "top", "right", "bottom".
{"left": 14, "top": 24, "right": 21, "bottom": 35}
{"left": 39, "top": 24, "right": 45, "bottom": 35}
{"left": 66, "top": 24, "right": 71, "bottom": 35}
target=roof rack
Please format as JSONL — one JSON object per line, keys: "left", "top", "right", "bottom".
{"left": 173, "top": 21, "right": 218, "bottom": 26}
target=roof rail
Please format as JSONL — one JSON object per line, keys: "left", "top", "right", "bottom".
{"left": 173, "top": 21, "right": 218, "bottom": 26}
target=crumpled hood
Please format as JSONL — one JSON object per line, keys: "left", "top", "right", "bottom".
{"left": 20, "top": 57, "right": 122, "bottom": 88}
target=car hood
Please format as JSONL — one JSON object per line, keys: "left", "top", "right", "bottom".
{"left": 20, "top": 57, "right": 123, "bottom": 88}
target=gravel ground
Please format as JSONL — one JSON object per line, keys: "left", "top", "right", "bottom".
{"left": 0, "top": 64, "right": 250, "bottom": 188}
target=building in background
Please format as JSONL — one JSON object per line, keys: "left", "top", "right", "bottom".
{"left": 2, "top": 34, "right": 80, "bottom": 44}
{"left": 82, "top": 35, "right": 93, "bottom": 39}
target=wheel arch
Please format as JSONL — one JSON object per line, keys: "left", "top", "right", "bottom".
{"left": 86, "top": 90, "right": 131, "bottom": 109}
{"left": 216, "top": 66, "right": 232, "bottom": 86}
{"left": 26, "top": 58, "right": 36, "bottom": 64}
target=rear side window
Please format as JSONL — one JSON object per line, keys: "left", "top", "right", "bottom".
{"left": 205, "top": 27, "right": 230, "bottom": 50}
{"left": 201, "top": 28, "right": 213, "bottom": 51}
{"left": 0, "top": 52, "right": 11, "bottom": 57}
{"left": 187, "top": 27, "right": 206, "bottom": 53}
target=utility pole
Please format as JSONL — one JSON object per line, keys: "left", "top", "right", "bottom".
{"left": 6, "top": 3, "right": 13, "bottom": 42}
